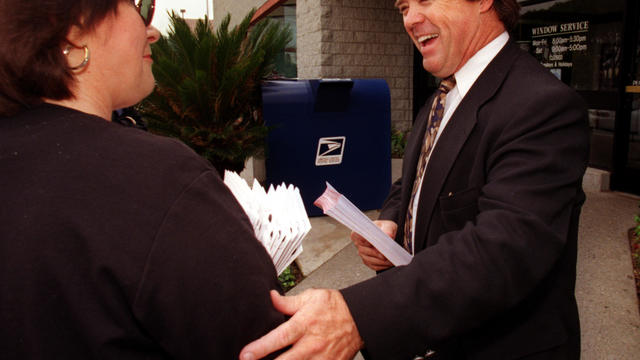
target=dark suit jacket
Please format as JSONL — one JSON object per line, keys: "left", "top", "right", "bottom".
{"left": 341, "top": 41, "right": 589, "bottom": 360}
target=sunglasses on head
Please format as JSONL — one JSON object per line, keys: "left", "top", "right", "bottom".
{"left": 133, "top": 0, "right": 155, "bottom": 26}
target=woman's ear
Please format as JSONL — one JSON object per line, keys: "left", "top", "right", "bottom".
{"left": 63, "top": 25, "right": 90, "bottom": 71}
{"left": 65, "top": 24, "right": 85, "bottom": 48}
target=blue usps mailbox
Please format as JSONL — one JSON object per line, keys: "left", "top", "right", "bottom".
{"left": 262, "top": 79, "right": 391, "bottom": 216}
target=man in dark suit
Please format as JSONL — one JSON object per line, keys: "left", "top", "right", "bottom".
{"left": 240, "top": 0, "right": 589, "bottom": 359}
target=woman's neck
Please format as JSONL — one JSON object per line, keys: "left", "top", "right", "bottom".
{"left": 44, "top": 92, "right": 113, "bottom": 121}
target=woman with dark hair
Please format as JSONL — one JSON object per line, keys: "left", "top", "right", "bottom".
{"left": 0, "top": 1, "right": 285, "bottom": 358}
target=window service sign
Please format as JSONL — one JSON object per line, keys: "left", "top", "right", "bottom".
{"left": 531, "top": 20, "right": 589, "bottom": 69}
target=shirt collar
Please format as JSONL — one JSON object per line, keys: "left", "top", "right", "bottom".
{"left": 454, "top": 31, "right": 510, "bottom": 98}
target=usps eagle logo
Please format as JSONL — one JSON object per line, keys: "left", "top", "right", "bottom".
{"left": 315, "top": 136, "right": 346, "bottom": 166}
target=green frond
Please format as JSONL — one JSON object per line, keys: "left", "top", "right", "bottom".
{"left": 139, "top": 8, "right": 292, "bottom": 173}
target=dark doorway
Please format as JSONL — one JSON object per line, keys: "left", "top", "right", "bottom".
{"left": 612, "top": 0, "right": 640, "bottom": 194}
{"left": 412, "top": 47, "right": 437, "bottom": 122}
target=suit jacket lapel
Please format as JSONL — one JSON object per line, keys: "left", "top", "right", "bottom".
{"left": 413, "top": 41, "right": 521, "bottom": 250}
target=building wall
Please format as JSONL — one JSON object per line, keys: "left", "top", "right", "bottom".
{"left": 297, "top": 0, "right": 414, "bottom": 132}
{"left": 213, "top": 0, "right": 264, "bottom": 29}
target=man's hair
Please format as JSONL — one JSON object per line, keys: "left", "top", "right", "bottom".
{"left": 0, "top": 0, "right": 124, "bottom": 117}
{"left": 489, "top": 0, "right": 521, "bottom": 33}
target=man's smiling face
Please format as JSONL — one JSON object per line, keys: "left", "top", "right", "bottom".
{"left": 395, "top": 0, "right": 489, "bottom": 78}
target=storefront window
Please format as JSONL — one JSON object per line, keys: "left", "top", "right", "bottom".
{"left": 267, "top": 1, "right": 297, "bottom": 78}
{"left": 626, "top": 15, "right": 640, "bottom": 173}
{"left": 629, "top": 94, "right": 640, "bottom": 171}
{"left": 516, "top": 0, "right": 625, "bottom": 170}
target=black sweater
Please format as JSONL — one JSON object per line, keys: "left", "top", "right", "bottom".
{"left": 0, "top": 104, "right": 285, "bottom": 359}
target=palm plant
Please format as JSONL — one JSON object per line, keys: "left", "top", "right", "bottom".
{"left": 140, "top": 10, "right": 293, "bottom": 173}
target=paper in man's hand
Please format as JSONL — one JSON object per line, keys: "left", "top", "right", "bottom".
{"left": 314, "top": 182, "right": 412, "bottom": 266}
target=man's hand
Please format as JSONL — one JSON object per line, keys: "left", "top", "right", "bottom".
{"left": 239, "top": 289, "right": 364, "bottom": 360}
{"left": 351, "top": 220, "right": 396, "bottom": 271}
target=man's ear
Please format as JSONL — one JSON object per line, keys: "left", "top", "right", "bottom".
{"left": 479, "top": 0, "right": 494, "bottom": 13}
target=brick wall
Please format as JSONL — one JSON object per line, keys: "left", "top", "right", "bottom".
{"left": 297, "top": 0, "right": 414, "bottom": 132}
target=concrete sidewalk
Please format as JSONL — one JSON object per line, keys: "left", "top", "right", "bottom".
{"left": 289, "top": 189, "right": 640, "bottom": 359}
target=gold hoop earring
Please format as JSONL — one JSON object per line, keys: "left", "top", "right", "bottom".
{"left": 63, "top": 45, "right": 90, "bottom": 70}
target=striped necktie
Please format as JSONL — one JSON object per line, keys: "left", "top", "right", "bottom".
{"left": 403, "top": 76, "right": 456, "bottom": 254}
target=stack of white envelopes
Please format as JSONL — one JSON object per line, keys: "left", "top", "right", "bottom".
{"left": 314, "top": 182, "right": 412, "bottom": 267}
{"left": 224, "top": 171, "right": 310, "bottom": 275}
